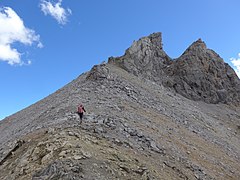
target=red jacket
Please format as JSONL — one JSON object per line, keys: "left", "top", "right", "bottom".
{"left": 78, "top": 105, "right": 86, "bottom": 113}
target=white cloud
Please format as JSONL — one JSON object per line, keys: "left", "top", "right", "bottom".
{"left": 230, "top": 53, "right": 240, "bottom": 78}
{"left": 40, "top": 0, "right": 72, "bottom": 25}
{"left": 0, "top": 7, "right": 41, "bottom": 65}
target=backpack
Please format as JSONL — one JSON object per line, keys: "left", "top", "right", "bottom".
{"left": 78, "top": 106, "right": 84, "bottom": 113}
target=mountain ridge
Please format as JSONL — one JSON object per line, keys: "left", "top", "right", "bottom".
{"left": 0, "top": 32, "right": 240, "bottom": 179}
{"left": 109, "top": 32, "right": 240, "bottom": 105}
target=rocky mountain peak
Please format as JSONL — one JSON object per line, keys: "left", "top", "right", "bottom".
{"left": 108, "top": 32, "right": 171, "bottom": 83}
{"left": 109, "top": 32, "right": 240, "bottom": 105}
{"left": 126, "top": 32, "right": 163, "bottom": 55}
{"left": 181, "top": 38, "right": 208, "bottom": 57}
{"left": 169, "top": 37, "right": 240, "bottom": 105}
{"left": 123, "top": 32, "right": 165, "bottom": 61}
{"left": 190, "top": 38, "right": 206, "bottom": 49}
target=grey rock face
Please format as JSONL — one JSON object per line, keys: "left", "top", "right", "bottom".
{"left": 86, "top": 64, "right": 110, "bottom": 80}
{"left": 109, "top": 32, "right": 172, "bottom": 84}
{"left": 168, "top": 39, "right": 240, "bottom": 105}
{"left": 109, "top": 33, "right": 240, "bottom": 105}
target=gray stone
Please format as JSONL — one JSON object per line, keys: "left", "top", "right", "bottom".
{"left": 109, "top": 34, "right": 240, "bottom": 105}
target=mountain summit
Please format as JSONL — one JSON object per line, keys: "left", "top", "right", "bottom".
{"left": 110, "top": 33, "right": 240, "bottom": 105}
{"left": 0, "top": 33, "right": 240, "bottom": 179}
{"left": 109, "top": 32, "right": 171, "bottom": 84}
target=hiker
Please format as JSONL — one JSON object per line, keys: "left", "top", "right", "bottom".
{"left": 77, "top": 104, "right": 86, "bottom": 122}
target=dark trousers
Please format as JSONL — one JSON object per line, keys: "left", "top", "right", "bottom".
{"left": 78, "top": 112, "right": 83, "bottom": 120}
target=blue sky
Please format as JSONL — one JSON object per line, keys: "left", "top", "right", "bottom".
{"left": 0, "top": 0, "right": 240, "bottom": 120}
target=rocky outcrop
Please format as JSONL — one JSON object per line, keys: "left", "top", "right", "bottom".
{"left": 86, "top": 64, "right": 110, "bottom": 80}
{"left": 109, "top": 32, "right": 172, "bottom": 84}
{"left": 109, "top": 33, "right": 240, "bottom": 105}
{"left": 168, "top": 39, "right": 240, "bottom": 105}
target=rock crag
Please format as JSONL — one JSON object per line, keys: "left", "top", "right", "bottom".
{"left": 109, "top": 33, "right": 240, "bottom": 105}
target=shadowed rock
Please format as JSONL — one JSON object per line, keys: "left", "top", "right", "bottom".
{"left": 110, "top": 33, "right": 240, "bottom": 105}
{"left": 168, "top": 39, "right": 240, "bottom": 104}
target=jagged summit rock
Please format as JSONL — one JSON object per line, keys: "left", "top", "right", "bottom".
{"left": 128, "top": 32, "right": 163, "bottom": 50}
{"left": 185, "top": 38, "right": 207, "bottom": 52}
{"left": 109, "top": 32, "right": 240, "bottom": 105}
{"left": 168, "top": 38, "right": 240, "bottom": 105}
{"left": 109, "top": 32, "right": 171, "bottom": 86}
